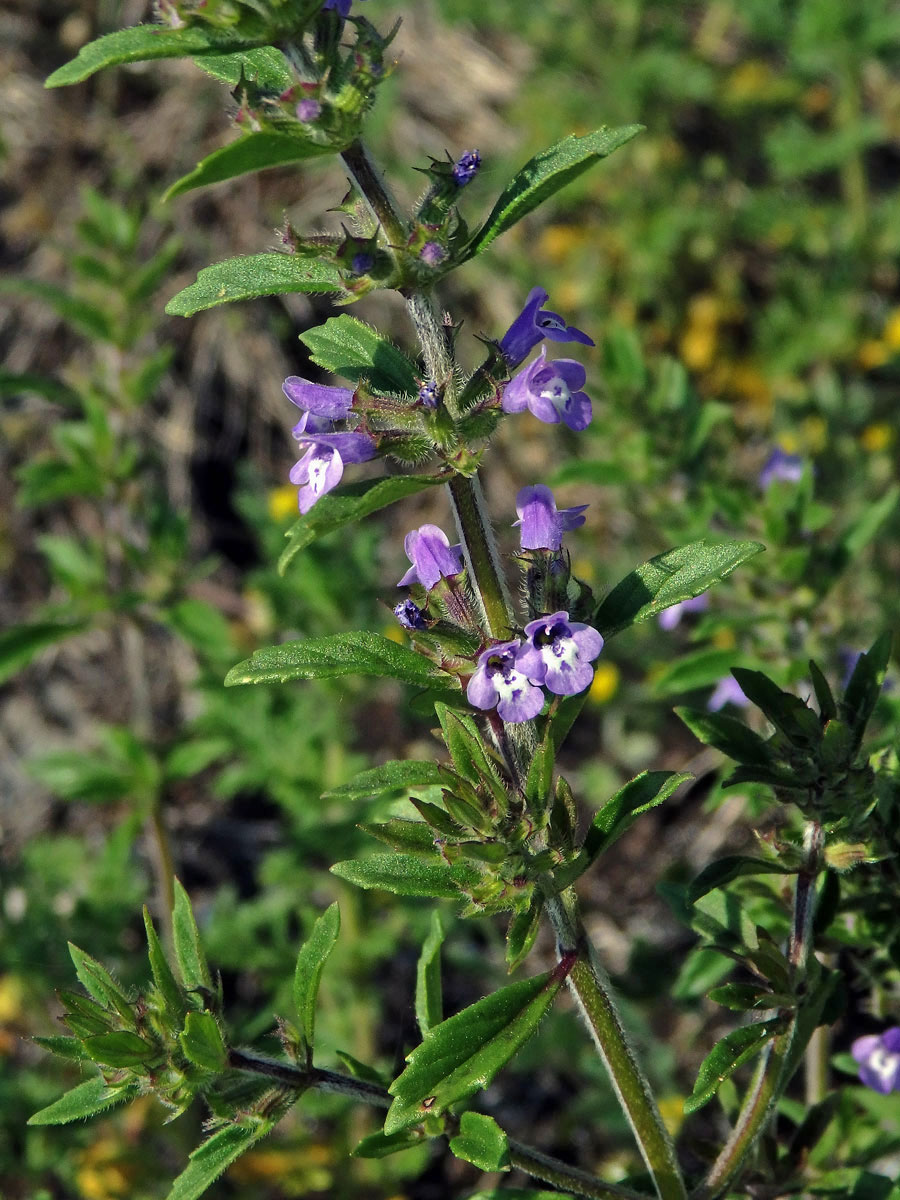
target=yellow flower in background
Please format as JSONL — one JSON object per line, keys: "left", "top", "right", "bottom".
{"left": 0, "top": 974, "right": 25, "bottom": 1024}
{"left": 883, "top": 308, "right": 900, "bottom": 351}
{"left": 383, "top": 623, "right": 405, "bottom": 644}
{"left": 538, "top": 224, "right": 588, "bottom": 265}
{"left": 857, "top": 339, "right": 889, "bottom": 371}
{"left": 680, "top": 294, "right": 722, "bottom": 371}
{"left": 589, "top": 662, "right": 620, "bottom": 704}
{"left": 861, "top": 423, "right": 894, "bottom": 453}
{"left": 713, "top": 627, "right": 736, "bottom": 650}
{"left": 76, "top": 1139, "right": 133, "bottom": 1200}
{"left": 657, "top": 1093, "right": 687, "bottom": 1136}
{"left": 800, "top": 416, "right": 827, "bottom": 453}
{"left": 725, "top": 59, "right": 775, "bottom": 103}
{"left": 572, "top": 556, "right": 595, "bottom": 584}
{"left": 777, "top": 431, "right": 799, "bottom": 454}
{"left": 268, "top": 485, "right": 298, "bottom": 521}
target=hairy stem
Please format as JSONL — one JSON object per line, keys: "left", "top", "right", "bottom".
{"left": 228, "top": 1049, "right": 645, "bottom": 1199}
{"left": 545, "top": 892, "right": 687, "bottom": 1200}
{"left": 340, "top": 139, "right": 408, "bottom": 248}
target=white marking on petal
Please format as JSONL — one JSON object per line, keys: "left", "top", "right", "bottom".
{"left": 539, "top": 375, "right": 573, "bottom": 415}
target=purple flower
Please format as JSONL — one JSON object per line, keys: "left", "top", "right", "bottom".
{"left": 467, "top": 640, "right": 545, "bottom": 723}
{"left": 283, "top": 377, "right": 355, "bottom": 422}
{"left": 452, "top": 150, "right": 481, "bottom": 187}
{"left": 852, "top": 1028, "right": 900, "bottom": 1094}
{"left": 658, "top": 592, "right": 710, "bottom": 631}
{"left": 398, "top": 524, "right": 464, "bottom": 590}
{"left": 296, "top": 99, "right": 322, "bottom": 122}
{"left": 502, "top": 348, "right": 593, "bottom": 431}
{"left": 420, "top": 241, "right": 445, "bottom": 266}
{"left": 517, "top": 611, "right": 604, "bottom": 696}
{"left": 499, "top": 286, "right": 594, "bottom": 368}
{"left": 759, "top": 447, "right": 804, "bottom": 489}
{"left": 514, "top": 484, "right": 587, "bottom": 551}
{"left": 418, "top": 380, "right": 439, "bottom": 408}
{"left": 323, "top": 0, "right": 368, "bottom": 17}
{"left": 394, "top": 599, "right": 427, "bottom": 630}
{"left": 290, "top": 415, "right": 376, "bottom": 514}
{"left": 707, "top": 675, "right": 749, "bottom": 712}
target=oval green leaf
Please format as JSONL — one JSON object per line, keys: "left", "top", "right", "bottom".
{"left": 166, "top": 254, "right": 342, "bottom": 317}
{"left": 165, "top": 132, "right": 334, "bottom": 202}
{"left": 331, "top": 854, "right": 480, "bottom": 899}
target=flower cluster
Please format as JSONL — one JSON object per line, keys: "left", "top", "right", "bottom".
{"left": 468, "top": 612, "right": 604, "bottom": 722}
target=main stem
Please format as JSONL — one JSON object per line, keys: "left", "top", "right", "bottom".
{"left": 546, "top": 892, "right": 687, "bottom": 1200}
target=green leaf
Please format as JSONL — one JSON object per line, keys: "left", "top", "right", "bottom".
{"left": 449, "top": 1111, "right": 510, "bottom": 1171}
{"left": 362, "top": 820, "right": 439, "bottom": 854}
{"left": 331, "top": 854, "right": 480, "bottom": 899}
{"left": 293, "top": 902, "right": 340, "bottom": 1058}
{"left": 324, "top": 759, "right": 445, "bottom": 802}
{"left": 67, "top": 944, "right": 134, "bottom": 1025}
{"left": 45, "top": 24, "right": 278, "bottom": 88}
{"left": 506, "top": 895, "right": 542, "bottom": 973}
{"left": 652, "top": 649, "right": 746, "bottom": 697}
{"left": 730, "top": 669, "right": 821, "bottom": 747}
{"left": 28, "top": 1076, "right": 134, "bottom": 1126}
{"left": 676, "top": 707, "right": 783, "bottom": 770}
{"left": 83, "top": 1031, "right": 155, "bottom": 1067}
{"left": 707, "top": 983, "right": 791, "bottom": 1012}
{"left": 224, "top": 631, "right": 456, "bottom": 689}
{"left": 179, "top": 1011, "right": 227, "bottom": 1071}
{"left": 165, "top": 254, "right": 342, "bottom": 317}
{"left": 165, "top": 1119, "right": 279, "bottom": 1200}
{"left": 0, "top": 369, "right": 79, "bottom": 405}
{"left": 385, "top": 970, "right": 563, "bottom": 1132}
{"left": 595, "top": 539, "right": 764, "bottom": 637}
{"left": 300, "top": 315, "right": 420, "bottom": 394}
{"left": 143, "top": 908, "right": 186, "bottom": 1020}
{"left": 836, "top": 484, "right": 899, "bottom": 562}
{"left": 464, "top": 125, "right": 644, "bottom": 259}
{"left": 33, "top": 1035, "right": 89, "bottom": 1062}
{"left": 0, "top": 278, "right": 113, "bottom": 340}
{"left": 840, "top": 632, "right": 892, "bottom": 744}
{"left": 352, "top": 1128, "right": 427, "bottom": 1158}
{"left": 434, "top": 704, "right": 507, "bottom": 812}
{"left": 279, "top": 473, "right": 443, "bottom": 571}
{"left": 172, "top": 879, "right": 213, "bottom": 992}
{"left": 165, "top": 133, "right": 333, "bottom": 202}
{"left": 685, "top": 1017, "right": 785, "bottom": 1114}
{"left": 524, "top": 726, "right": 555, "bottom": 828}
{"left": 584, "top": 771, "right": 691, "bottom": 861}
{"left": 687, "top": 856, "right": 797, "bottom": 904}
{"left": 0, "top": 621, "right": 86, "bottom": 685}
{"left": 415, "top": 910, "right": 445, "bottom": 1036}
{"left": 808, "top": 659, "right": 838, "bottom": 723}
{"left": 194, "top": 47, "right": 292, "bottom": 90}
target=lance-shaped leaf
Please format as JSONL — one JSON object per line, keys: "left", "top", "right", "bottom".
{"left": 293, "top": 902, "right": 340, "bottom": 1058}
{"left": 225, "top": 631, "right": 457, "bottom": 689}
{"left": 300, "top": 315, "right": 420, "bottom": 395}
{"left": 67, "top": 944, "right": 134, "bottom": 1027}
{"left": 165, "top": 133, "right": 334, "bottom": 202}
{"left": 179, "top": 1011, "right": 227, "bottom": 1072}
{"left": 687, "top": 855, "right": 798, "bottom": 904}
{"left": 166, "top": 1117, "right": 282, "bottom": 1200}
{"left": 45, "top": 23, "right": 284, "bottom": 88}
{"left": 0, "top": 621, "right": 87, "bottom": 685}
{"left": 362, "top": 819, "right": 439, "bottom": 854}
{"left": 463, "top": 125, "right": 644, "bottom": 259}
{"left": 416, "top": 910, "right": 445, "bottom": 1036}
{"left": 524, "top": 725, "right": 555, "bottom": 828}
{"left": 172, "top": 879, "right": 213, "bottom": 992}
{"left": 684, "top": 1017, "right": 785, "bottom": 1114}
{"left": 83, "top": 1031, "right": 157, "bottom": 1068}
{"left": 449, "top": 1111, "right": 510, "bottom": 1171}
{"left": 584, "top": 770, "right": 691, "bottom": 861}
{"left": 840, "top": 632, "right": 892, "bottom": 746}
{"left": 28, "top": 1076, "right": 137, "bottom": 1126}
{"left": 505, "top": 894, "right": 542, "bottom": 973}
{"left": 166, "top": 254, "right": 342, "bottom": 317}
{"left": 323, "top": 759, "right": 444, "bottom": 803}
{"left": 385, "top": 969, "right": 564, "bottom": 1132}
{"left": 595, "top": 539, "right": 764, "bottom": 637}
{"left": 730, "top": 668, "right": 821, "bottom": 747}
{"left": 280, "top": 474, "right": 443, "bottom": 571}
{"left": 676, "top": 707, "right": 783, "bottom": 770}
{"left": 331, "top": 854, "right": 480, "bottom": 898}
{"left": 144, "top": 908, "right": 186, "bottom": 1021}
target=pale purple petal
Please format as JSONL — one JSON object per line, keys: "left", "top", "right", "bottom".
{"left": 759, "top": 447, "right": 804, "bottom": 489}
{"left": 882, "top": 1027, "right": 900, "bottom": 1054}
{"left": 467, "top": 641, "right": 545, "bottom": 723}
{"left": 559, "top": 391, "right": 592, "bottom": 432}
{"left": 852, "top": 1035, "right": 883, "bottom": 1064}
{"left": 521, "top": 612, "right": 603, "bottom": 696}
{"left": 503, "top": 352, "right": 593, "bottom": 431}
{"left": 708, "top": 676, "right": 749, "bottom": 711}
{"left": 399, "top": 524, "right": 464, "bottom": 589}
{"left": 467, "top": 665, "right": 500, "bottom": 710}
{"left": 298, "top": 448, "right": 343, "bottom": 513}
{"left": 283, "top": 376, "right": 355, "bottom": 419}
{"left": 499, "top": 288, "right": 549, "bottom": 366}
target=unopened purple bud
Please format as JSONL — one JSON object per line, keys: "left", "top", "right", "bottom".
{"left": 418, "top": 380, "right": 439, "bottom": 408}
{"left": 296, "top": 99, "right": 322, "bottom": 122}
{"left": 394, "top": 599, "right": 427, "bottom": 630}
{"left": 420, "top": 241, "right": 445, "bottom": 266}
{"left": 351, "top": 252, "right": 375, "bottom": 275}
{"left": 452, "top": 149, "right": 481, "bottom": 187}
{"left": 398, "top": 524, "right": 464, "bottom": 590}
{"left": 514, "top": 484, "right": 587, "bottom": 551}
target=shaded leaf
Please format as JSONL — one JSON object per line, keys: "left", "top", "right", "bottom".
{"left": 584, "top": 771, "right": 691, "bottom": 861}
{"left": 840, "top": 632, "right": 892, "bottom": 745}
{"left": 323, "top": 760, "right": 444, "bottom": 802}
{"left": 83, "top": 1031, "right": 155, "bottom": 1067}
{"left": 464, "top": 126, "right": 644, "bottom": 259}
{"left": 676, "top": 708, "right": 783, "bottom": 770}
{"left": 331, "top": 854, "right": 480, "bottom": 898}
{"left": 179, "top": 1011, "right": 227, "bottom": 1071}
{"left": 166, "top": 1118, "right": 280, "bottom": 1200}
{"left": 685, "top": 1018, "right": 784, "bottom": 1114}
{"left": 0, "top": 278, "right": 112, "bottom": 340}
{"left": 293, "top": 902, "right": 340, "bottom": 1058}
{"left": 730, "top": 669, "right": 821, "bottom": 746}
{"left": 352, "top": 1128, "right": 427, "bottom": 1158}
{"left": 385, "top": 970, "right": 563, "bottom": 1132}
{"left": 362, "top": 820, "right": 439, "bottom": 854}
{"left": 280, "top": 474, "right": 443, "bottom": 571}
{"left": 449, "top": 1111, "right": 510, "bottom": 1171}
{"left": 225, "top": 631, "right": 456, "bottom": 689}
{"left": 416, "top": 910, "right": 445, "bottom": 1036}
{"left": 194, "top": 47, "right": 292, "bottom": 90}
{"left": 145, "top": 908, "right": 187, "bottom": 1020}
{"left": 0, "top": 621, "right": 86, "bottom": 685}
{"left": 687, "top": 856, "right": 797, "bottom": 904}
{"left": 166, "top": 254, "right": 342, "bottom": 317}
{"left": 300, "top": 315, "right": 420, "bottom": 394}
{"left": 595, "top": 540, "right": 764, "bottom": 637}
{"left": 165, "top": 133, "right": 333, "bottom": 202}
{"left": 506, "top": 895, "right": 542, "bottom": 973}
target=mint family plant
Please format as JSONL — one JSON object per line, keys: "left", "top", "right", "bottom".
{"left": 30, "top": 3, "right": 899, "bottom": 1199}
